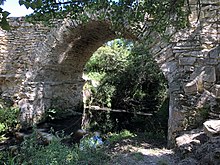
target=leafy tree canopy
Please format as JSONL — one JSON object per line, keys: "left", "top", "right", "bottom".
{"left": 85, "top": 39, "right": 167, "bottom": 111}
{"left": 0, "top": 0, "right": 10, "bottom": 30}
{"left": 84, "top": 39, "right": 168, "bottom": 133}
{"left": 0, "top": 0, "right": 200, "bottom": 38}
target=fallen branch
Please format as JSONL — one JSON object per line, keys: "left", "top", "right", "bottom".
{"left": 85, "top": 106, "right": 153, "bottom": 116}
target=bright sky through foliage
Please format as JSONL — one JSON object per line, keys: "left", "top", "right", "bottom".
{"left": 0, "top": 0, "right": 119, "bottom": 17}
{"left": 1, "top": 0, "right": 33, "bottom": 17}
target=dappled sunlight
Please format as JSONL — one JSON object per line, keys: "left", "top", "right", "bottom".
{"left": 106, "top": 131, "right": 169, "bottom": 153}
{"left": 109, "top": 142, "right": 177, "bottom": 165}
{"left": 103, "top": 130, "right": 178, "bottom": 164}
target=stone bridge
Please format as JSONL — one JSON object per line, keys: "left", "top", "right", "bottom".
{"left": 0, "top": 0, "right": 219, "bottom": 146}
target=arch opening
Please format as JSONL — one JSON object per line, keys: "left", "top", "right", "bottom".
{"left": 17, "top": 20, "right": 169, "bottom": 142}
{"left": 81, "top": 38, "right": 169, "bottom": 139}
{"left": 30, "top": 21, "right": 118, "bottom": 118}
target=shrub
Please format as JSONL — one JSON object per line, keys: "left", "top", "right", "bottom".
{"left": 1, "top": 129, "right": 110, "bottom": 165}
{"left": 183, "top": 105, "right": 210, "bottom": 130}
{"left": 84, "top": 39, "right": 168, "bottom": 134}
{"left": 108, "top": 130, "right": 136, "bottom": 143}
{"left": 0, "top": 106, "right": 20, "bottom": 135}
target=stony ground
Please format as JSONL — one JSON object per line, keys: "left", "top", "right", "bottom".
{"left": 106, "top": 134, "right": 179, "bottom": 165}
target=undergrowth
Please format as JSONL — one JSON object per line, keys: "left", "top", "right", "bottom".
{"left": 0, "top": 129, "right": 162, "bottom": 165}
{"left": 0, "top": 129, "right": 110, "bottom": 165}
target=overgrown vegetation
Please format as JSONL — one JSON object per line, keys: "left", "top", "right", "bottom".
{"left": 0, "top": 39, "right": 169, "bottom": 164}
{"left": 183, "top": 105, "right": 210, "bottom": 130}
{"left": 85, "top": 40, "right": 167, "bottom": 110}
{"left": 0, "top": 98, "right": 20, "bottom": 140}
{"left": 107, "top": 129, "right": 136, "bottom": 143}
{"left": 0, "top": 106, "right": 19, "bottom": 133}
{"left": 84, "top": 39, "right": 168, "bottom": 136}
{"left": 0, "top": 129, "right": 142, "bottom": 165}
{"left": 0, "top": 131, "right": 109, "bottom": 164}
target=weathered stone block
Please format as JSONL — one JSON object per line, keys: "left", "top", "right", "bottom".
{"left": 205, "top": 58, "right": 218, "bottom": 65}
{"left": 160, "top": 61, "right": 177, "bottom": 79}
{"left": 189, "top": 66, "right": 205, "bottom": 81}
{"left": 203, "top": 66, "right": 216, "bottom": 83}
{"left": 184, "top": 80, "right": 198, "bottom": 95}
{"left": 204, "top": 82, "right": 213, "bottom": 89}
{"left": 203, "top": 120, "right": 220, "bottom": 137}
{"left": 212, "top": 85, "right": 220, "bottom": 98}
{"left": 169, "top": 82, "right": 181, "bottom": 93}
{"left": 209, "top": 45, "right": 220, "bottom": 58}
{"left": 184, "top": 66, "right": 195, "bottom": 73}
{"left": 179, "top": 57, "right": 196, "bottom": 65}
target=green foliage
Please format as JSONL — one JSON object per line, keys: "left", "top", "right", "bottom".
{"left": 22, "top": 139, "right": 77, "bottom": 164}
{"left": 1, "top": 0, "right": 198, "bottom": 39}
{"left": 85, "top": 39, "right": 168, "bottom": 134}
{"left": 1, "top": 129, "right": 110, "bottom": 165}
{"left": 0, "top": 0, "right": 6, "bottom": 5}
{"left": 0, "top": 98, "right": 20, "bottom": 139}
{"left": 108, "top": 130, "right": 136, "bottom": 143}
{"left": 109, "top": 43, "right": 167, "bottom": 112}
{"left": 86, "top": 40, "right": 167, "bottom": 113}
{"left": 94, "top": 84, "right": 115, "bottom": 108}
{"left": 88, "top": 111, "right": 115, "bottom": 133}
{"left": 0, "top": 106, "right": 19, "bottom": 134}
{"left": 86, "top": 39, "right": 131, "bottom": 74}
{"left": 0, "top": 8, "right": 10, "bottom": 30}
{"left": 85, "top": 39, "right": 131, "bottom": 108}
{"left": 25, "top": 0, "right": 193, "bottom": 37}
{"left": 143, "top": 131, "right": 165, "bottom": 141}
{"left": 0, "top": 0, "right": 10, "bottom": 30}
{"left": 183, "top": 105, "right": 210, "bottom": 130}
{"left": 19, "top": 0, "right": 43, "bottom": 10}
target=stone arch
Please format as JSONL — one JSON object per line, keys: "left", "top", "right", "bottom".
{"left": 19, "top": 20, "right": 137, "bottom": 126}
{"left": 1, "top": 0, "right": 219, "bottom": 147}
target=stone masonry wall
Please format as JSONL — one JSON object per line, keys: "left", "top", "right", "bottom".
{"left": 0, "top": 0, "right": 219, "bottom": 145}
{"left": 151, "top": 0, "right": 220, "bottom": 146}
{"left": 0, "top": 18, "right": 117, "bottom": 126}
{"left": 0, "top": 18, "right": 50, "bottom": 124}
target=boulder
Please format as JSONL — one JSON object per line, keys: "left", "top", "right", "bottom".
{"left": 176, "top": 129, "right": 208, "bottom": 156}
{"left": 203, "top": 120, "right": 220, "bottom": 137}
{"left": 176, "top": 132, "right": 220, "bottom": 165}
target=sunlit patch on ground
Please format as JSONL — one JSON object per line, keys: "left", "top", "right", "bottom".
{"left": 107, "top": 134, "right": 179, "bottom": 165}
